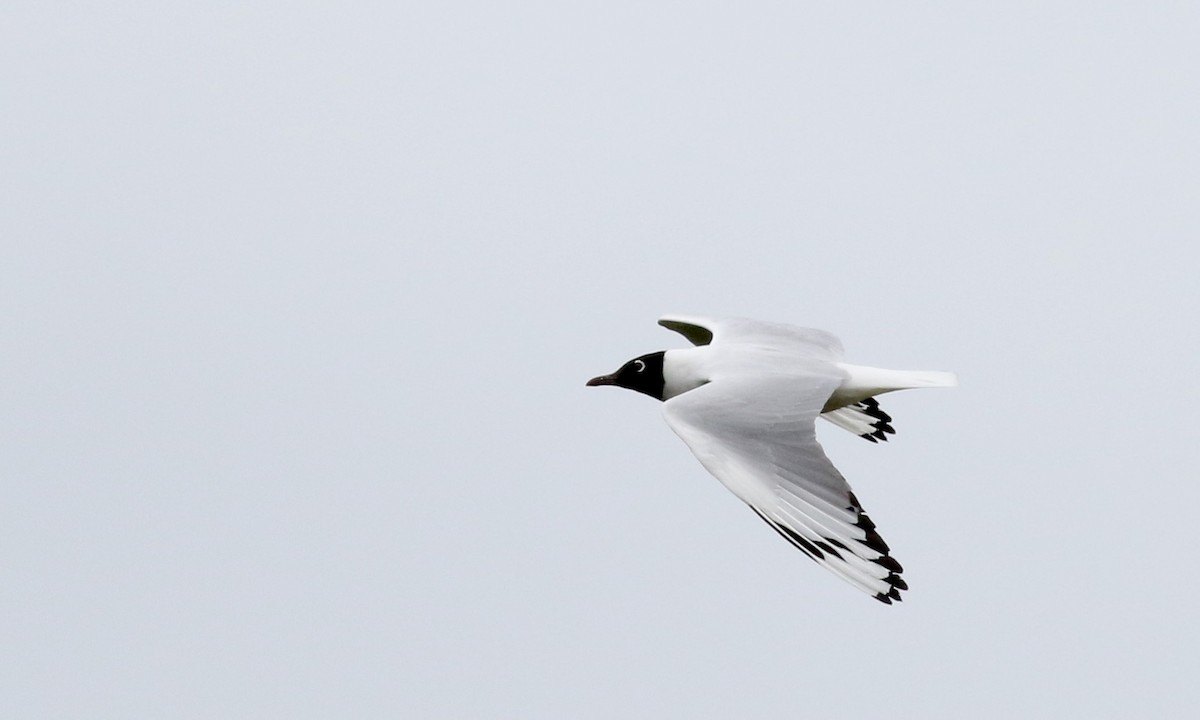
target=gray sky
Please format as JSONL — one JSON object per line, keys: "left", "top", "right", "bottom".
{"left": 4, "top": 2, "right": 1198, "bottom": 717}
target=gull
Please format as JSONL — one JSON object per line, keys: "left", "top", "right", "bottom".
{"left": 586, "top": 314, "right": 956, "bottom": 604}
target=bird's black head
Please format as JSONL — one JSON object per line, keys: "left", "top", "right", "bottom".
{"left": 586, "top": 351, "right": 666, "bottom": 401}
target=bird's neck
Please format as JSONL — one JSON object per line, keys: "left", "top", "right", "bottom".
{"left": 662, "top": 348, "right": 713, "bottom": 400}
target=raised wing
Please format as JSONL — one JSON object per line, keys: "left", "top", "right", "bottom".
{"left": 658, "top": 314, "right": 844, "bottom": 361}
{"left": 661, "top": 370, "right": 906, "bottom": 603}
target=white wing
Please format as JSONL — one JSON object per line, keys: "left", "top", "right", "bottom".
{"left": 662, "top": 368, "right": 906, "bottom": 603}
{"left": 658, "top": 314, "right": 844, "bottom": 360}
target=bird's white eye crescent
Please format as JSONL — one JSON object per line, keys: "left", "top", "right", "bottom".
{"left": 633, "top": 359, "right": 646, "bottom": 372}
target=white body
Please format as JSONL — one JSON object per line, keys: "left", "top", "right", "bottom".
{"left": 663, "top": 344, "right": 956, "bottom": 411}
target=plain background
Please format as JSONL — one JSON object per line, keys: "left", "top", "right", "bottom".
{"left": 3, "top": 2, "right": 1198, "bottom": 718}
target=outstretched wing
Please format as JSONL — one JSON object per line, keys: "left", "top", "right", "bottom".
{"left": 658, "top": 314, "right": 844, "bottom": 361}
{"left": 661, "top": 369, "right": 906, "bottom": 604}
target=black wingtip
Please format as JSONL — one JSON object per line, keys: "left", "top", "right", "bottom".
{"left": 875, "top": 555, "right": 904, "bottom": 574}
{"left": 856, "top": 397, "right": 897, "bottom": 443}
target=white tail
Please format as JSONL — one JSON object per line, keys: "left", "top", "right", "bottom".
{"left": 825, "top": 363, "right": 957, "bottom": 411}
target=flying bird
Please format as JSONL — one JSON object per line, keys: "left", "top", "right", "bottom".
{"left": 586, "top": 315, "right": 956, "bottom": 604}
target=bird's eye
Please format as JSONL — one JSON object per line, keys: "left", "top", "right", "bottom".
{"left": 633, "top": 359, "right": 646, "bottom": 373}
